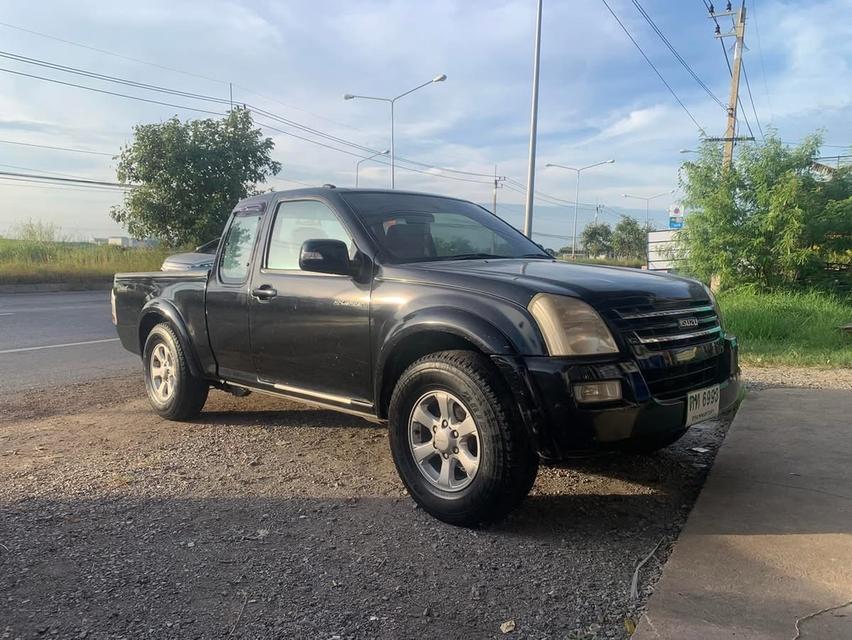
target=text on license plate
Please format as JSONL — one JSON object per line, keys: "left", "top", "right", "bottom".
{"left": 685, "top": 384, "right": 720, "bottom": 427}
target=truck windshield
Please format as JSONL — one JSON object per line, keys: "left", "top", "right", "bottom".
{"left": 341, "top": 192, "right": 550, "bottom": 263}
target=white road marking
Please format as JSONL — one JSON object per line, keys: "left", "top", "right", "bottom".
{"left": 0, "top": 312, "right": 13, "bottom": 316}
{"left": 0, "top": 337, "right": 120, "bottom": 355}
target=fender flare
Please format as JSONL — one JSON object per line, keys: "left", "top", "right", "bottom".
{"left": 138, "top": 299, "right": 204, "bottom": 378}
{"left": 374, "top": 307, "right": 518, "bottom": 409}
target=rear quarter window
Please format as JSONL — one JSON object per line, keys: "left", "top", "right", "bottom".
{"left": 219, "top": 214, "right": 261, "bottom": 283}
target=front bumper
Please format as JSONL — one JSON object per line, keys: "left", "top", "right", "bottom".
{"left": 494, "top": 335, "right": 741, "bottom": 460}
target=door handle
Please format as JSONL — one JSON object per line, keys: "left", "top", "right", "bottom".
{"left": 251, "top": 285, "right": 278, "bottom": 300}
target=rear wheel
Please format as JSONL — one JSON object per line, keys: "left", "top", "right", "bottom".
{"left": 388, "top": 350, "right": 538, "bottom": 526}
{"left": 143, "top": 323, "right": 208, "bottom": 420}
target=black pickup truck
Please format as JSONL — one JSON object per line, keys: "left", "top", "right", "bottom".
{"left": 113, "top": 187, "right": 740, "bottom": 525}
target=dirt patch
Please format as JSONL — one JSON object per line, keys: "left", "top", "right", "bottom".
{"left": 0, "top": 374, "right": 739, "bottom": 639}
{"left": 742, "top": 365, "right": 852, "bottom": 391}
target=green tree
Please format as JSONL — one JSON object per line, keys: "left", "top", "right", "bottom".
{"left": 581, "top": 222, "right": 613, "bottom": 257}
{"left": 612, "top": 216, "right": 650, "bottom": 260}
{"left": 676, "top": 133, "right": 852, "bottom": 289}
{"left": 111, "top": 107, "right": 280, "bottom": 246}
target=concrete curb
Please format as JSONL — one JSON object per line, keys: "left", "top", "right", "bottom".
{"left": 0, "top": 281, "right": 112, "bottom": 294}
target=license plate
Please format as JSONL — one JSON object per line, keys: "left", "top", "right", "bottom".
{"left": 685, "top": 384, "right": 720, "bottom": 426}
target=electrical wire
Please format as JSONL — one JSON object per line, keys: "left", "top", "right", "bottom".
{"left": 0, "top": 177, "right": 127, "bottom": 195}
{"left": 0, "top": 19, "right": 361, "bottom": 132}
{"left": 0, "top": 66, "right": 223, "bottom": 115}
{"left": 631, "top": 0, "right": 726, "bottom": 110}
{"left": 749, "top": 0, "right": 774, "bottom": 120}
{"left": 0, "top": 170, "right": 133, "bottom": 189}
{"left": 0, "top": 47, "right": 496, "bottom": 181}
{"left": 599, "top": 0, "right": 706, "bottom": 135}
{"left": 741, "top": 60, "right": 765, "bottom": 141}
{"left": 0, "top": 138, "right": 114, "bottom": 156}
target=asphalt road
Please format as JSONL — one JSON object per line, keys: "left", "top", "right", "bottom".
{"left": 0, "top": 290, "right": 138, "bottom": 392}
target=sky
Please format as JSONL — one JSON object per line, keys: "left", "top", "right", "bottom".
{"left": 0, "top": 0, "right": 849, "bottom": 248}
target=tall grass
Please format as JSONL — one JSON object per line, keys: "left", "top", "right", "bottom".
{"left": 0, "top": 238, "right": 169, "bottom": 284}
{"left": 558, "top": 255, "right": 645, "bottom": 268}
{"left": 718, "top": 288, "right": 852, "bottom": 367}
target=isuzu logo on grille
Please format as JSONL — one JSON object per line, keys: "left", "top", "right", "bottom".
{"left": 678, "top": 317, "right": 700, "bottom": 329}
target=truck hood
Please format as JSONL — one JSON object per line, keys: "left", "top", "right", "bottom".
{"left": 387, "top": 258, "right": 708, "bottom": 307}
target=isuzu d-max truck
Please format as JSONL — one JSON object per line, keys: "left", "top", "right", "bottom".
{"left": 113, "top": 187, "right": 740, "bottom": 525}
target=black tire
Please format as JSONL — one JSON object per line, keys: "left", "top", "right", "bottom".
{"left": 626, "top": 428, "right": 688, "bottom": 453}
{"left": 388, "top": 350, "right": 538, "bottom": 527}
{"left": 142, "top": 323, "right": 208, "bottom": 421}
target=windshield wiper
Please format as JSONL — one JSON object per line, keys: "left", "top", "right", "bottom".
{"left": 519, "top": 253, "right": 552, "bottom": 259}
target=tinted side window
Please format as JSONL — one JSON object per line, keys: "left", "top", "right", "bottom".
{"left": 267, "top": 200, "right": 351, "bottom": 270}
{"left": 219, "top": 214, "right": 261, "bottom": 283}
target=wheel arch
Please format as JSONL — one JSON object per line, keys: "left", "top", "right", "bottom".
{"left": 138, "top": 300, "right": 203, "bottom": 378}
{"left": 375, "top": 309, "right": 517, "bottom": 419}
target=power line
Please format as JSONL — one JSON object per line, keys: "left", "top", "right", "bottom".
{"left": 0, "top": 162, "right": 110, "bottom": 182}
{"left": 630, "top": 0, "right": 727, "bottom": 110}
{"left": 0, "top": 170, "right": 133, "bottom": 189}
{"left": 0, "top": 19, "right": 362, "bottom": 132}
{"left": 0, "top": 177, "right": 127, "bottom": 195}
{"left": 0, "top": 66, "right": 223, "bottom": 115}
{"left": 741, "top": 60, "right": 765, "bottom": 140}
{"left": 0, "top": 20, "right": 224, "bottom": 85}
{"left": 0, "top": 138, "right": 113, "bottom": 157}
{"left": 0, "top": 48, "right": 497, "bottom": 182}
{"left": 748, "top": 0, "right": 774, "bottom": 120}
{"left": 0, "top": 65, "right": 491, "bottom": 188}
{"left": 599, "top": 0, "right": 706, "bottom": 134}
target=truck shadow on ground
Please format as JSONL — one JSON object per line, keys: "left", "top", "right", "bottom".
{"left": 0, "top": 491, "right": 672, "bottom": 640}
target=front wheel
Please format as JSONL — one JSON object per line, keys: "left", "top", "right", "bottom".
{"left": 143, "top": 323, "right": 208, "bottom": 421}
{"left": 388, "top": 350, "right": 538, "bottom": 527}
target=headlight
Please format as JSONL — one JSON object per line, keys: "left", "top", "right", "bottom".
{"left": 702, "top": 284, "right": 725, "bottom": 330}
{"left": 528, "top": 294, "right": 619, "bottom": 356}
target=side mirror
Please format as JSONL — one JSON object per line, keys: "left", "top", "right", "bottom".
{"left": 299, "top": 239, "right": 351, "bottom": 276}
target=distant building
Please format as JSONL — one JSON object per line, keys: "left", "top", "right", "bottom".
{"left": 92, "top": 236, "right": 156, "bottom": 248}
{"left": 647, "top": 229, "right": 685, "bottom": 272}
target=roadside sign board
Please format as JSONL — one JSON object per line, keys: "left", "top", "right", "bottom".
{"left": 668, "top": 203, "right": 684, "bottom": 229}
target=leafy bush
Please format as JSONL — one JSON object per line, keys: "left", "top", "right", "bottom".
{"left": 677, "top": 133, "right": 852, "bottom": 291}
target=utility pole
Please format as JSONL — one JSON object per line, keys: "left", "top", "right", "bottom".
{"left": 712, "top": 2, "right": 746, "bottom": 168}
{"left": 492, "top": 165, "right": 503, "bottom": 215}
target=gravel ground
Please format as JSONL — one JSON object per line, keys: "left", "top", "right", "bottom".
{"left": 0, "top": 366, "right": 824, "bottom": 639}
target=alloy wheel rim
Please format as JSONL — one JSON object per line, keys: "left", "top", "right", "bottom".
{"left": 149, "top": 342, "right": 177, "bottom": 403}
{"left": 408, "top": 390, "right": 480, "bottom": 492}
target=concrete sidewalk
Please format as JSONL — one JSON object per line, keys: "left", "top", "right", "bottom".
{"left": 635, "top": 388, "right": 852, "bottom": 639}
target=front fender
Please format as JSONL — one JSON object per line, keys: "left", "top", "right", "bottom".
{"left": 138, "top": 299, "right": 203, "bottom": 378}
{"left": 373, "top": 305, "right": 530, "bottom": 415}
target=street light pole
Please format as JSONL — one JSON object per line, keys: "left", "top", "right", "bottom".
{"left": 523, "top": 0, "right": 543, "bottom": 239}
{"left": 546, "top": 160, "right": 615, "bottom": 257}
{"left": 355, "top": 149, "right": 390, "bottom": 188}
{"left": 622, "top": 190, "right": 675, "bottom": 229}
{"left": 344, "top": 74, "right": 447, "bottom": 189}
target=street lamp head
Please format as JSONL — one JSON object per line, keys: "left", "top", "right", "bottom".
{"left": 605, "top": 159, "right": 615, "bottom": 164}
{"left": 343, "top": 94, "right": 355, "bottom": 100}
{"left": 432, "top": 74, "right": 447, "bottom": 83}
{"left": 545, "top": 163, "right": 556, "bottom": 168}
{"left": 380, "top": 149, "right": 390, "bottom": 154}
{"left": 679, "top": 148, "right": 695, "bottom": 154}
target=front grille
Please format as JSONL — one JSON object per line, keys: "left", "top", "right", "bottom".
{"left": 642, "top": 356, "right": 721, "bottom": 400}
{"left": 605, "top": 299, "right": 722, "bottom": 351}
